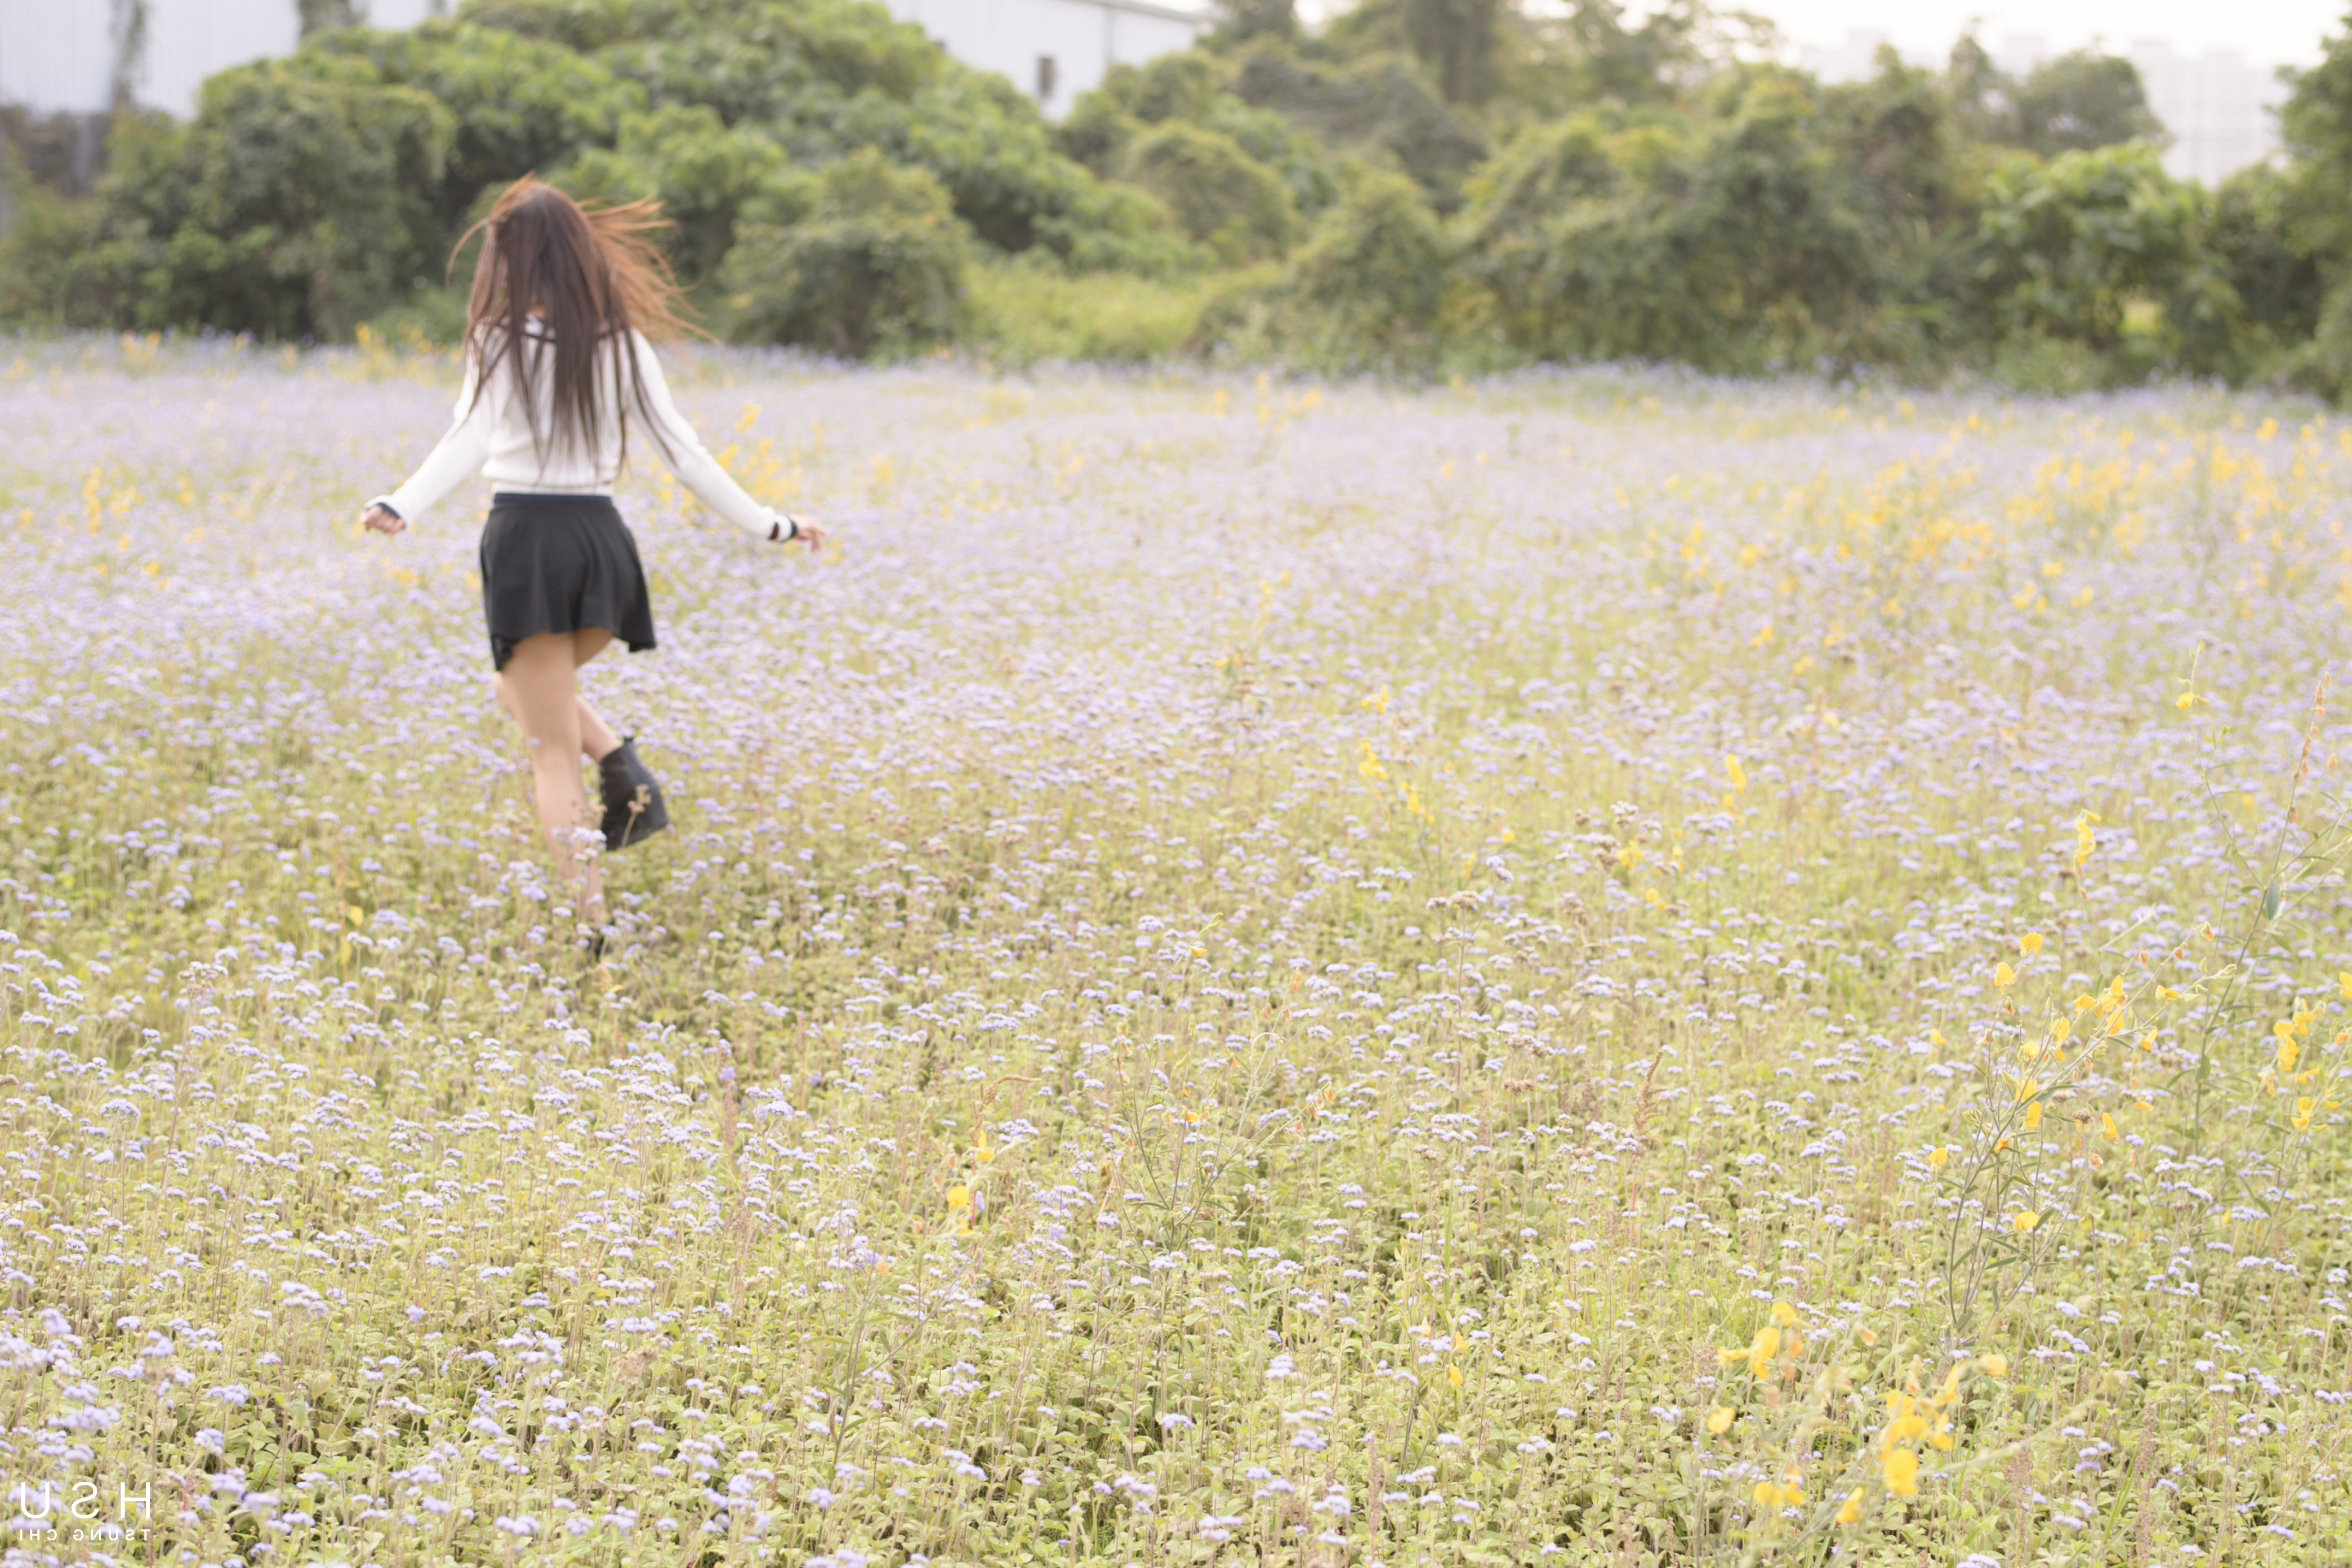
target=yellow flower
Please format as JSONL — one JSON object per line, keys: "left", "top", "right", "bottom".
{"left": 2013, "top": 1075, "right": 2039, "bottom": 1103}
{"left": 1927, "top": 1145, "right": 1949, "bottom": 1169}
{"left": 1995, "top": 961, "right": 2016, "bottom": 988}
{"left": 947, "top": 1184, "right": 973, "bottom": 1210}
{"left": 1977, "top": 1352, "right": 2008, "bottom": 1377}
{"left": 2292, "top": 1096, "right": 2316, "bottom": 1132}
{"left": 1888, "top": 1413, "right": 1928, "bottom": 1441}
{"left": 1446, "top": 1363, "right": 1464, "bottom": 1388}
{"left": 2020, "top": 932, "right": 2045, "bottom": 956}
{"left": 2277, "top": 1039, "right": 2300, "bottom": 1074}
{"left": 1882, "top": 1448, "right": 1919, "bottom": 1496}
{"left": 2339, "top": 971, "right": 2352, "bottom": 1001}
{"left": 2012, "top": 1210, "right": 2039, "bottom": 1234}
{"left": 2100, "top": 1111, "right": 2119, "bottom": 1140}
{"left": 1744, "top": 1325, "right": 1781, "bottom": 1375}
{"left": 1726, "top": 755, "right": 1747, "bottom": 794}
{"left": 1708, "top": 1406, "right": 1736, "bottom": 1435}
{"left": 2048, "top": 1016, "right": 2071, "bottom": 1043}
{"left": 1836, "top": 1487, "right": 1864, "bottom": 1524}
{"left": 2073, "top": 810, "right": 2099, "bottom": 865}
{"left": 1770, "top": 1300, "right": 1799, "bottom": 1326}
{"left": 2023, "top": 1102, "right": 2043, "bottom": 1131}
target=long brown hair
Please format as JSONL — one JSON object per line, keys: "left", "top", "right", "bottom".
{"left": 454, "top": 176, "right": 696, "bottom": 472}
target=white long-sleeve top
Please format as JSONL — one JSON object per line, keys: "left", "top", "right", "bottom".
{"left": 373, "top": 322, "right": 782, "bottom": 538}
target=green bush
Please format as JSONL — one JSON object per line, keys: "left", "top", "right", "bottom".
{"left": 304, "top": 20, "right": 642, "bottom": 239}
{"left": 1120, "top": 122, "right": 1297, "bottom": 264}
{"left": 1462, "top": 74, "right": 1879, "bottom": 372}
{"left": 719, "top": 150, "right": 969, "bottom": 356}
{"left": 469, "top": 0, "right": 1187, "bottom": 274}
{"left": 1972, "top": 143, "right": 2238, "bottom": 382}
{"left": 1228, "top": 44, "right": 1487, "bottom": 211}
{"left": 24, "top": 58, "right": 452, "bottom": 338}
{"left": 965, "top": 260, "right": 1220, "bottom": 362}
{"left": 553, "top": 104, "right": 805, "bottom": 279}
{"left": 1057, "top": 52, "right": 1335, "bottom": 219}
{"left": 1285, "top": 167, "right": 1448, "bottom": 340}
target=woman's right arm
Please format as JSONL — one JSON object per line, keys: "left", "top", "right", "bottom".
{"left": 362, "top": 351, "right": 494, "bottom": 530}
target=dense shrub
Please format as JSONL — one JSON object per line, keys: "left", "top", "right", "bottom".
{"left": 467, "top": 0, "right": 1175, "bottom": 270}
{"left": 719, "top": 150, "right": 969, "bottom": 355}
{"left": 1228, "top": 45, "right": 1487, "bottom": 211}
{"left": 1971, "top": 144, "right": 2238, "bottom": 383}
{"left": 553, "top": 105, "right": 803, "bottom": 280}
{"left": 1462, "top": 75, "right": 1880, "bottom": 372}
{"left": 1121, "top": 123, "right": 1298, "bottom": 264}
{"left": 303, "top": 21, "right": 642, "bottom": 238}
{"left": 17, "top": 58, "right": 452, "bottom": 338}
{"left": 1057, "top": 53, "right": 1336, "bottom": 219}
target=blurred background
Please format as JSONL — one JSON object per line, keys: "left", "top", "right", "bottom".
{"left": 1, "top": 0, "right": 2349, "bottom": 395}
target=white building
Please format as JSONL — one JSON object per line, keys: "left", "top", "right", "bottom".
{"left": 2127, "top": 41, "right": 2288, "bottom": 186}
{"left": 884, "top": 0, "right": 1208, "bottom": 113}
{"left": 1796, "top": 29, "right": 2287, "bottom": 185}
{"left": 1, "top": 0, "right": 1204, "bottom": 121}
{"left": 0, "top": 0, "right": 440, "bottom": 118}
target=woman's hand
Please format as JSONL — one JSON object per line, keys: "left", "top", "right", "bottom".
{"left": 774, "top": 515, "right": 829, "bottom": 551}
{"left": 361, "top": 502, "right": 406, "bottom": 536}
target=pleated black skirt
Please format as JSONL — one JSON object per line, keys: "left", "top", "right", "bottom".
{"left": 478, "top": 492, "right": 657, "bottom": 670}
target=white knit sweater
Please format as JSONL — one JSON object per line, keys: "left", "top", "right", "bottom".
{"left": 372, "top": 323, "right": 783, "bottom": 538}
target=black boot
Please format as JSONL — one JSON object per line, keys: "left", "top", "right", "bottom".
{"left": 597, "top": 737, "right": 670, "bottom": 851}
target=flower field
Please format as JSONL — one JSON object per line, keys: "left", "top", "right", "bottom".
{"left": 3, "top": 337, "right": 2350, "bottom": 1567}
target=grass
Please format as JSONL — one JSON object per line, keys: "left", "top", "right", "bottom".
{"left": 0, "top": 337, "right": 2347, "bottom": 1566}
{"left": 963, "top": 262, "right": 1240, "bottom": 366}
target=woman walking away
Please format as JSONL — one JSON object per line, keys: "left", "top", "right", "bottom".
{"left": 358, "top": 176, "right": 825, "bottom": 948}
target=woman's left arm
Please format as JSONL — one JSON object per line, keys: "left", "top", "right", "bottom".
{"left": 630, "top": 331, "right": 827, "bottom": 549}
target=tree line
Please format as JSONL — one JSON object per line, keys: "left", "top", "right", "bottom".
{"left": 0, "top": 0, "right": 2345, "bottom": 392}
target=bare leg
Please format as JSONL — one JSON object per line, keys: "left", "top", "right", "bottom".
{"left": 497, "top": 629, "right": 621, "bottom": 763}
{"left": 496, "top": 631, "right": 604, "bottom": 922}
{"left": 571, "top": 629, "right": 621, "bottom": 761}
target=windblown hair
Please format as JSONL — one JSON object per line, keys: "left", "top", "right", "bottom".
{"left": 455, "top": 176, "right": 696, "bottom": 472}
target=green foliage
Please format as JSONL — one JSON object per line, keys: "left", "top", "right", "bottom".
{"left": 471, "top": 0, "right": 1179, "bottom": 271}
{"left": 2278, "top": 17, "right": 2352, "bottom": 402}
{"left": 964, "top": 259, "right": 1220, "bottom": 362}
{"left": 1058, "top": 52, "right": 1337, "bottom": 221}
{"left": 24, "top": 59, "right": 452, "bottom": 338}
{"left": 1120, "top": 121, "right": 1298, "bottom": 264}
{"left": 554, "top": 104, "right": 804, "bottom": 280}
{"left": 719, "top": 150, "right": 968, "bottom": 356}
{"left": 1949, "top": 36, "right": 2167, "bottom": 161}
{"left": 2204, "top": 166, "right": 2322, "bottom": 378}
{"left": 0, "top": 0, "right": 2326, "bottom": 381}
{"left": 1464, "top": 74, "right": 1878, "bottom": 372}
{"left": 1971, "top": 144, "right": 2238, "bottom": 384}
{"left": 465, "top": 0, "right": 943, "bottom": 124}
{"left": 304, "top": 21, "right": 644, "bottom": 238}
{"left": 1321, "top": 0, "right": 1504, "bottom": 106}
{"left": 1229, "top": 44, "right": 1488, "bottom": 210}
{"left": 2007, "top": 50, "right": 2168, "bottom": 159}
{"left": 1243, "top": 166, "right": 1451, "bottom": 365}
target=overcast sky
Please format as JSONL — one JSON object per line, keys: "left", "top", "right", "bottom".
{"left": 1742, "top": 0, "right": 2341, "bottom": 70}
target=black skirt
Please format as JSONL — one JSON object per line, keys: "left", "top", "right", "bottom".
{"left": 478, "top": 492, "right": 657, "bottom": 670}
